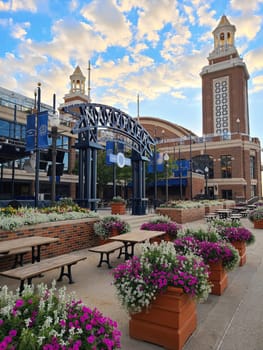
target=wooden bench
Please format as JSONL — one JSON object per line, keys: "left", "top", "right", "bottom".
{"left": 0, "top": 247, "right": 32, "bottom": 268}
{"left": 88, "top": 241, "right": 125, "bottom": 269}
{"left": 0, "top": 253, "right": 87, "bottom": 293}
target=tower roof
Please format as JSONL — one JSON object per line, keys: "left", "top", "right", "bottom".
{"left": 217, "top": 15, "right": 231, "bottom": 27}
{"left": 70, "top": 65, "right": 85, "bottom": 79}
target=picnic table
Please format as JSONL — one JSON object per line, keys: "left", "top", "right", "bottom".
{"left": 0, "top": 236, "right": 59, "bottom": 263}
{"left": 109, "top": 229, "right": 166, "bottom": 260}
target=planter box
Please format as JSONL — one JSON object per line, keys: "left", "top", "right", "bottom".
{"left": 129, "top": 287, "right": 197, "bottom": 350}
{"left": 156, "top": 207, "right": 205, "bottom": 224}
{"left": 0, "top": 218, "right": 99, "bottom": 271}
{"left": 208, "top": 261, "right": 228, "bottom": 296}
{"left": 254, "top": 220, "right": 263, "bottom": 229}
{"left": 111, "top": 203, "right": 126, "bottom": 215}
{"left": 231, "top": 241, "right": 246, "bottom": 266}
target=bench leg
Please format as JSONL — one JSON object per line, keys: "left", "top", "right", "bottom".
{"left": 12, "top": 253, "right": 26, "bottom": 269}
{"left": 19, "top": 277, "right": 32, "bottom": 295}
{"left": 117, "top": 247, "right": 125, "bottom": 259}
{"left": 57, "top": 264, "right": 75, "bottom": 284}
{"left": 97, "top": 252, "right": 112, "bottom": 269}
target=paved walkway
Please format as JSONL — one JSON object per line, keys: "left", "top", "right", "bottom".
{"left": 1, "top": 216, "right": 263, "bottom": 349}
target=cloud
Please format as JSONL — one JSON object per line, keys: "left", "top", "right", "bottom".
{"left": 233, "top": 15, "right": 262, "bottom": 41}
{"left": 10, "top": 22, "right": 30, "bottom": 40}
{"left": 136, "top": 0, "right": 179, "bottom": 44}
{"left": 252, "top": 74, "right": 263, "bottom": 92}
{"left": 0, "top": 0, "right": 37, "bottom": 12}
{"left": 80, "top": 0, "right": 132, "bottom": 47}
{"left": 244, "top": 47, "right": 263, "bottom": 74}
{"left": 230, "top": 0, "right": 263, "bottom": 14}
{"left": 69, "top": 0, "right": 79, "bottom": 12}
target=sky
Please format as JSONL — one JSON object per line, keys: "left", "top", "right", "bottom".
{"left": 0, "top": 0, "right": 263, "bottom": 144}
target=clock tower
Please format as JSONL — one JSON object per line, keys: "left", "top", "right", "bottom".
{"left": 200, "top": 15, "right": 250, "bottom": 136}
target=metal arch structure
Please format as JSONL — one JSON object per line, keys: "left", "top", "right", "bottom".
{"left": 62, "top": 103, "right": 155, "bottom": 214}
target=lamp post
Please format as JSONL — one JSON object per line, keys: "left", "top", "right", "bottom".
{"left": 34, "top": 83, "right": 41, "bottom": 208}
{"left": 50, "top": 112, "right": 60, "bottom": 203}
{"left": 204, "top": 166, "right": 209, "bottom": 198}
{"left": 154, "top": 129, "right": 158, "bottom": 209}
{"left": 163, "top": 153, "right": 169, "bottom": 203}
{"left": 189, "top": 134, "right": 192, "bottom": 200}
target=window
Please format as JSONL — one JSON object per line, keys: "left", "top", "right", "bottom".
{"left": 251, "top": 185, "right": 256, "bottom": 198}
{"left": 221, "top": 155, "right": 232, "bottom": 178}
{"left": 250, "top": 156, "right": 255, "bottom": 179}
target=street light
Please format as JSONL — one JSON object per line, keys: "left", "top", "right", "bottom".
{"left": 34, "top": 83, "right": 41, "bottom": 208}
{"left": 163, "top": 153, "right": 169, "bottom": 203}
{"left": 50, "top": 112, "right": 60, "bottom": 203}
{"left": 204, "top": 166, "right": 209, "bottom": 198}
{"left": 154, "top": 128, "right": 158, "bottom": 209}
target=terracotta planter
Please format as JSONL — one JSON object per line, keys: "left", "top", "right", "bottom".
{"left": 254, "top": 220, "right": 263, "bottom": 229}
{"left": 129, "top": 286, "right": 197, "bottom": 350}
{"left": 111, "top": 203, "right": 126, "bottom": 215}
{"left": 208, "top": 261, "right": 228, "bottom": 296}
{"left": 231, "top": 241, "right": 246, "bottom": 266}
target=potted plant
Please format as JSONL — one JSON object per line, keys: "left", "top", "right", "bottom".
{"left": 94, "top": 215, "right": 130, "bottom": 243}
{"left": 140, "top": 215, "right": 182, "bottom": 241}
{"left": 110, "top": 196, "right": 126, "bottom": 215}
{"left": 213, "top": 223, "right": 255, "bottom": 266}
{"left": 0, "top": 281, "right": 121, "bottom": 349}
{"left": 248, "top": 206, "right": 263, "bottom": 229}
{"left": 112, "top": 241, "right": 211, "bottom": 350}
{"left": 174, "top": 228, "right": 240, "bottom": 295}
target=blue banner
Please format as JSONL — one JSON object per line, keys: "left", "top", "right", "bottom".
{"left": 38, "top": 111, "right": 49, "bottom": 149}
{"left": 26, "top": 114, "right": 36, "bottom": 151}
{"left": 148, "top": 152, "right": 164, "bottom": 173}
{"left": 106, "top": 141, "right": 114, "bottom": 165}
{"left": 26, "top": 111, "right": 49, "bottom": 151}
{"left": 117, "top": 141, "right": 124, "bottom": 153}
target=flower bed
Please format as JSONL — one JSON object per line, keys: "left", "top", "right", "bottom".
{"left": 112, "top": 241, "right": 211, "bottom": 315}
{"left": 0, "top": 282, "right": 121, "bottom": 349}
{"left": 140, "top": 215, "right": 182, "bottom": 241}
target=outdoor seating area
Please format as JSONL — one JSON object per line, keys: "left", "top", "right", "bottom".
{"left": 0, "top": 205, "right": 262, "bottom": 349}
{"left": 204, "top": 205, "right": 251, "bottom": 223}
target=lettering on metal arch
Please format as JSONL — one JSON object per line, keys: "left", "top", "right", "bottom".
{"left": 62, "top": 103, "right": 155, "bottom": 157}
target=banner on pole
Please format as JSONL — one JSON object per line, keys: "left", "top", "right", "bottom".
{"left": 26, "top": 114, "right": 36, "bottom": 151}
{"left": 26, "top": 111, "right": 49, "bottom": 151}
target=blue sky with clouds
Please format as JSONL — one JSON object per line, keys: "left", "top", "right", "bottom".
{"left": 0, "top": 0, "right": 263, "bottom": 144}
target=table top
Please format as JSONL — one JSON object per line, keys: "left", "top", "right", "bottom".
{"left": 109, "top": 230, "right": 166, "bottom": 244}
{"left": 0, "top": 236, "right": 59, "bottom": 254}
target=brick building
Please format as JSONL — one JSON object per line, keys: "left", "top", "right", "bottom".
{"left": 139, "top": 15, "right": 262, "bottom": 201}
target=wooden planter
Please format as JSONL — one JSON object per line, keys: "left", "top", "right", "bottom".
{"left": 254, "top": 220, "right": 263, "bottom": 229}
{"left": 129, "top": 286, "right": 197, "bottom": 350}
{"left": 111, "top": 202, "right": 126, "bottom": 215}
{"left": 231, "top": 241, "right": 246, "bottom": 266}
{"left": 208, "top": 261, "right": 228, "bottom": 296}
